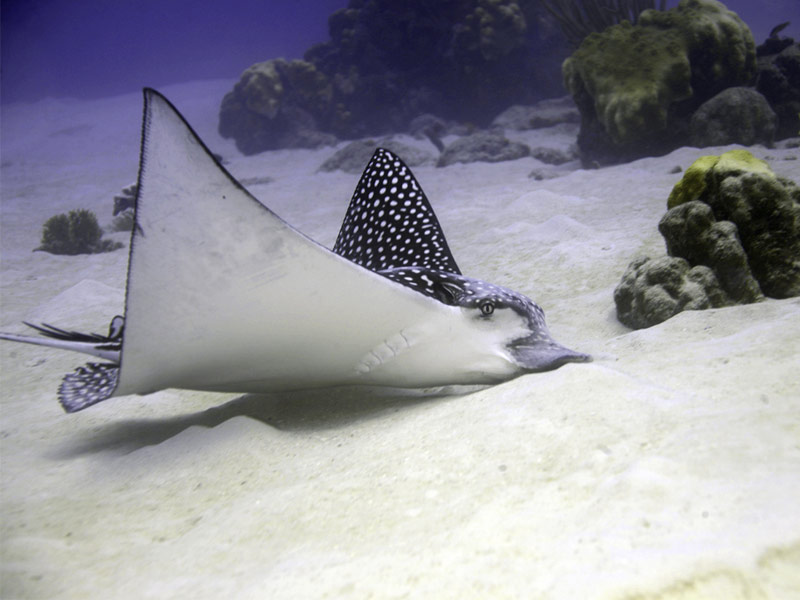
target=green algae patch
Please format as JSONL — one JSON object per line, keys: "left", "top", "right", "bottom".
{"left": 668, "top": 150, "right": 775, "bottom": 209}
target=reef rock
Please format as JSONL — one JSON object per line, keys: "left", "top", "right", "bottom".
{"left": 668, "top": 149, "right": 800, "bottom": 298}
{"left": 218, "top": 59, "right": 338, "bottom": 154}
{"left": 689, "top": 87, "right": 777, "bottom": 147}
{"left": 756, "top": 39, "right": 800, "bottom": 140}
{"left": 563, "top": 0, "right": 756, "bottom": 165}
{"left": 436, "top": 131, "right": 529, "bottom": 167}
{"left": 614, "top": 256, "right": 729, "bottom": 329}
{"left": 220, "top": 1, "right": 568, "bottom": 152}
{"left": 658, "top": 200, "right": 763, "bottom": 303}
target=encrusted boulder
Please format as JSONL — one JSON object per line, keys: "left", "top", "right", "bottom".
{"left": 614, "top": 256, "right": 729, "bottom": 329}
{"left": 563, "top": 0, "right": 756, "bottom": 165}
{"left": 689, "top": 87, "right": 777, "bottom": 147}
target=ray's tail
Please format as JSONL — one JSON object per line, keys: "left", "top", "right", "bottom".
{"left": 0, "top": 316, "right": 124, "bottom": 412}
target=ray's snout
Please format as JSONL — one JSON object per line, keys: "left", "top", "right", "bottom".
{"left": 508, "top": 335, "right": 591, "bottom": 372}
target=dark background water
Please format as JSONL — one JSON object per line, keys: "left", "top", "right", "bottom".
{"left": 1, "top": 0, "right": 798, "bottom": 105}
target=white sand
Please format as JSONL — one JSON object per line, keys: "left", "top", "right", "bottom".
{"left": 1, "top": 80, "right": 799, "bottom": 599}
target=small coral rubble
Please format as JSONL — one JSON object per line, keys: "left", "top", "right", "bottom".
{"left": 436, "top": 131, "right": 530, "bottom": 167}
{"left": 614, "top": 256, "right": 729, "bottom": 330}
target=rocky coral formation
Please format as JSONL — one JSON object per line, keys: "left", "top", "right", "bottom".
{"left": 219, "top": 0, "right": 568, "bottom": 154}
{"left": 563, "top": 0, "right": 757, "bottom": 165}
{"left": 614, "top": 256, "right": 729, "bottom": 330}
{"left": 689, "top": 86, "right": 777, "bottom": 147}
{"left": 615, "top": 149, "right": 800, "bottom": 328}
{"left": 668, "top": 150, "right": 800, "bottom": 298}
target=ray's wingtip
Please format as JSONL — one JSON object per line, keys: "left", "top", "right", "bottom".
{"left": 58, "top": 363, "right": 119, "bottom": 413}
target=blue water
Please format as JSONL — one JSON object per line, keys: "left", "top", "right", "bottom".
{"left": 0, "top": 0, "right": 346, "bottom": 103}
{"left": 1, "top": 0, "right": 798, "bottom": 105}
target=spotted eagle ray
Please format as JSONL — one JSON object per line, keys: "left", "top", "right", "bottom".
{"left": 0, "top": 89, "right": 589, "bottom": 413}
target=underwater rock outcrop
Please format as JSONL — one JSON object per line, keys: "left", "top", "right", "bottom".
{"left": 563, "top": 0, "right": 757, "bottom": 165}
{"left": 668, "top": 149, "right": 800, "bottom": 298}
{"left": 615, "top": 149, "right": 800, "bottom": 328}
{"left": 689, "top": 87, "right": 777, "bottom": 147}
{"left": 219, "top": 0, "right": 568, "bottom": 153}
{"left": 756, "top": 34, "right": 800, "bottom": 140}
{"left": 218, "top": 59, "right": 338, "bottom": 154}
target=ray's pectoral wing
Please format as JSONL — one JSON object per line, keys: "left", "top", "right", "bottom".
{"left": 114, "top": 89, "right": 448, "bottom": 397}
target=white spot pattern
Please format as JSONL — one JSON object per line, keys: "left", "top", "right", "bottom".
{"left": 332, "top": 148, "right": 546, "bottom": 337}
{"left": 333, "top": 148, "right": 461, "bottom": 275}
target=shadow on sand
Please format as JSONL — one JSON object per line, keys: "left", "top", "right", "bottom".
{"left": 56, "top": 385, "right": 486, "bottom": 457}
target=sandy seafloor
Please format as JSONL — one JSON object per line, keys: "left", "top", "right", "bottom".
{"left": 1, "top": 79, "right": 799, "bottom": 599}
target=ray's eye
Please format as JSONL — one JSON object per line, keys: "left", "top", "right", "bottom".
{"left": 479, "top": 300, "right": 495, "bottom": 316}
